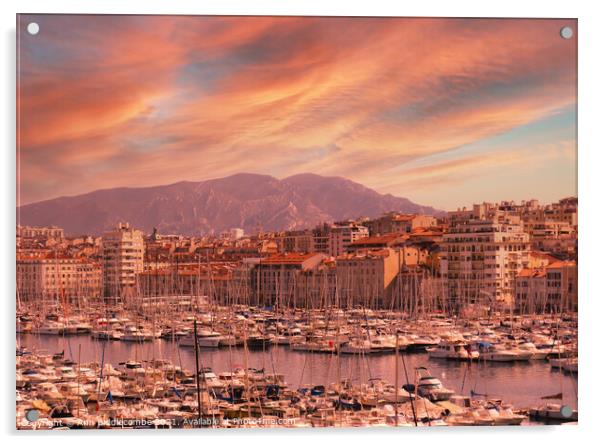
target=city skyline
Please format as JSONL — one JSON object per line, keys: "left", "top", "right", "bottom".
{"left": 18, "top": 16, "right": 576, "bottom": 210}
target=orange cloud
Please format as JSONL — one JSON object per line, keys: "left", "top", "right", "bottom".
{"left": 17, "top": 16, "right": 577, "bottom": 206}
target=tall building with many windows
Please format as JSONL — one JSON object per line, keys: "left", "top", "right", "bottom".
{"left": 102, "top": 222, "right": 144, "bottom": 301}
{"left": 440, "top": 213, "right": 530, "bottom": 309}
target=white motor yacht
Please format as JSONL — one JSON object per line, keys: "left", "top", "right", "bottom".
{"left": 179, "top": 330, "right": 222, "bottom": 347}
{"left": 121, "top": 360, "right": 146, "bottom": 379}
{"left": 478, "top": 343, "right": 520, "bottom": 362}
{"left": 416, "top": 368, "right": 455, "bottom": 401}
{"left": 56, "top": 366, "right": 78, "bottom": 381}
{"left": 518, "top": 342, "right": 549, "bottom": 360}
{"left": 427, "top": 341, "right": 479, "bottom": 361}
{"left": 36, "top": 382, "right": 64, "bottom": 403}
{"left": 484, "top": 403, "right": 526, "bottom": 425}
{"left": 197, "top": 330, "right": 223, "bottom": 348}
{"left": 369, "top": 336, "right": 395, "bottom": 353}
{"left": 340, "top": 338, "right": 373, "bottom": 354}
{"left": 38, "top": 321, "right": 64, "bottom": 335}
{"left": 121, "top": 325, "right": 155, "bottom": 342}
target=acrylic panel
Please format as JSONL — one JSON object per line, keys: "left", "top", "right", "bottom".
{"left": 16, "top": 15, "right": 577, "bottom": 430}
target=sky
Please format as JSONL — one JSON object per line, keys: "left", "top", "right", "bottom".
{"left": 17, "top": 15, "right": 577, "bottom": 210}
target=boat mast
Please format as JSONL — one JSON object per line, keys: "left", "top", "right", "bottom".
{"left": 394, "top": 332, "right": 399, "bottom": 426}
{"left": 400, "top": 350, "right": 418, "bottom": 426}
{"left": 193, "top": 320, "right": 203, "bottom": 426}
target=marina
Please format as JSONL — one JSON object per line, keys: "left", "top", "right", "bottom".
{"left": 16, "top": 307, "right": 578, "bottom": 429}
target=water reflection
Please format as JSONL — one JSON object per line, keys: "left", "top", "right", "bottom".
{"left": 17, "top": 334, "right": 577, "bottom": 410}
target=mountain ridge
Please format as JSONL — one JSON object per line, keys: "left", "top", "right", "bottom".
{"left": 18, "top": 173, "right": 442, "bottom": 236}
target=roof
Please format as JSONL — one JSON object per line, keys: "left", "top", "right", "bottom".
{"left": 349, "top": 233, "right": 405, "bottom": 246}
{"left": 410, "top": 228, "right": 443, "bottom": 237}
{"left": 16, "top": 252, "right": 95, "bottom": 263}
{"left": 517, "top": 268, "right": 546, "bottom": 278}
{"left": 260, "top": 252, "right": 322, "bottom": 265}
{"left": 392, "top": 214, "right": 415, "bottom": 222}
{"left": 337, "top": 249, "right": 392, "bottom": 260}
{"left": 530, "top": 251, "right": 558, "bottom": 262}
{"left": 139, "top": 262, "right": 236, "bottom": 278}
{"left": 547, "top": 260, "right": 577, "bottom": 269}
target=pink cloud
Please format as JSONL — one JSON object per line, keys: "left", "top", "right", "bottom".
{"left": 17, "top": 16, "right": 576, "bottom": 206}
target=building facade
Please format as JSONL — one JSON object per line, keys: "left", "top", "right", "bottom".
{"left": 336, "top": 248, "right": 401, "bottom": 308}
{"left": 17, "top": 255, "right": 102, "bottom": 305}
{"left": 515, "top": 261, "right": 577, "bottom": 313}
{"left": 102, "top": 223, "right": 144, "bottom": 301}
{"left": 251, "top": 253, "right": 327, "bottom": 307}
{"left": 17, "top": 225, "right": 64, "bottom": 240}
{"left": 515, "top": 268, "right": 547, "bottom": 313}
{"left": 328, "top": 224, "right": 369, "bottom": 257}
{"left": 279, "top": 229, "right": 314, "bottom": 253}
{"left": 365, "top": 214, "right": 438, "bottom": 236}
{"left": 545, "top": 261, "right": 578, "bottom": 312}
{"left": 440, "top": 213, "right": 530, "bottom": 309}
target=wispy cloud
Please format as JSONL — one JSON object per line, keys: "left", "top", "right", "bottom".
{"left": 17, "top": 16, "right": 577, "bottom": 207}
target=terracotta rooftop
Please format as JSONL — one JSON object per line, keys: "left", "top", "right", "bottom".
{"left": 337, "top": 249, "right": 391, "bottom": 260}
{"left": 16, "top": 253, "right": 98, "bottom": 264}
{"left": 392, "top": 214, "right": 416, "bottom": 221}
{"left": 349, "top": 233, "right": 406, "bottom": 246}
{"left": 518, "top": 268, "right": 546, "bottom": 278}
{"left": 530, "top": 251, "right": 558, "bottom": 262}
{"left": 260, "top": 252, "right": 322, "bottom": 265}
{"left": 410, "top": 227, "right": 442, "bottom": 236}
{"left": 547, "top": 260, "right": 577, "bottom": 269}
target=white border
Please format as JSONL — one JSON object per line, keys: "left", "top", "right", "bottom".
{"left": 2, "top": 1, "right": 601, "bottom": 443}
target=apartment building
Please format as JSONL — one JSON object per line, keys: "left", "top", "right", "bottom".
{"left": 546, "top": 261, "right": 578, "bottom": 312}
{"left": 251, "top": 252, "right": 327, "bottom": 306}
{"left": 515, "top": 268, "right": 547, "bottom": 313}
{"left": 312, "top": 223, "right": 331, "bottom": 255}
{"left": 365, "top": 213, "right": 438, "bottom": 236}
{"left": 17, "top": 225, "right": 64, "bottom": 240}
{"left": 346, "top": 233, "right": 407, "bottom": 253}
{"left": 102, "top": 222, "right": 144, "bottom": 300}
{"left": 295, "top": 260, "right": 338, "bottom": 308}
{"left": 515, "top": 261, "right": 577, "bottom": 313}
{"left": 336, "top": 248, "right": 401, "bottom": 308}
{"left": 328, "top": 224, "right": 369, "bottom": 257}
{"left": 138, "top": 262, "right": 236, "bottom": 305}
{"left": 451, "top": 199, "right": 578, "bottom": 258}
{"left": 525, "top": 220, "right": 577, "bottom": 257}
{"left": 17, "top": 254, "right": 102, "bottom": 304}
{"left": 279, "top": 229, "right": 314, "bottom": 253}
{"left": 440, "top": 213, "right": 530, "bottom": 308}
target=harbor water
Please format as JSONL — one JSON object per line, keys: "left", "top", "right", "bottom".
{"left": 17, "top": 333, "right": 578, "bottom": 412}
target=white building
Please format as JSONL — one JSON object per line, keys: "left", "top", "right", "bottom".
{"left": 102, "top": 223, "right": 144, "bottom": 300}
{"left": 328, "top": 224, "right": 369, "bottom": 257}
{"left": 229, "top": 228, "right": 245, "bottom": 240}
{"left": 17, "top": 225, "right": 64, "bottom": 240}
{"left": 440, "top": 213, "right": 530, "bottom": 309}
